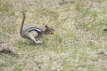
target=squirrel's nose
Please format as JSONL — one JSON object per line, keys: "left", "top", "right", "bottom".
{"left": 51, "top": 32, "right": 55, "bottom": 35}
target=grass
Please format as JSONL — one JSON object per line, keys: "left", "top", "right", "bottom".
{"left": 0, "top": 0, "right": 107, "bottom": 71}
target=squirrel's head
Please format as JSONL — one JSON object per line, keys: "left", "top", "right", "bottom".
{"left": 44, "top": 25, "right": 55, "bottom": 35}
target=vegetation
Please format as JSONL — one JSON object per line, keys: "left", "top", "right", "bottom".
{"left": 0, "top": 0, "right": 107, "bottom": 71}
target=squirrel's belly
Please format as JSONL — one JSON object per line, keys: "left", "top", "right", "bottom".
{"left": 28, "top": 31, "right": 38, "bottom": 38}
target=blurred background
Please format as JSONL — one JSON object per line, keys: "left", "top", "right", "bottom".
{"left": 0, "top": 0, "right": 107, "bottom": 71}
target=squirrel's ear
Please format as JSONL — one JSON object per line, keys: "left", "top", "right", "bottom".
{"left": 45, "top": 25, "right": 49, "bottom": 28}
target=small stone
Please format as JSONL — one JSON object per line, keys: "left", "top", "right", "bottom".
{"left": 98, "top": 51, "right": 107, "bottom": 56}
